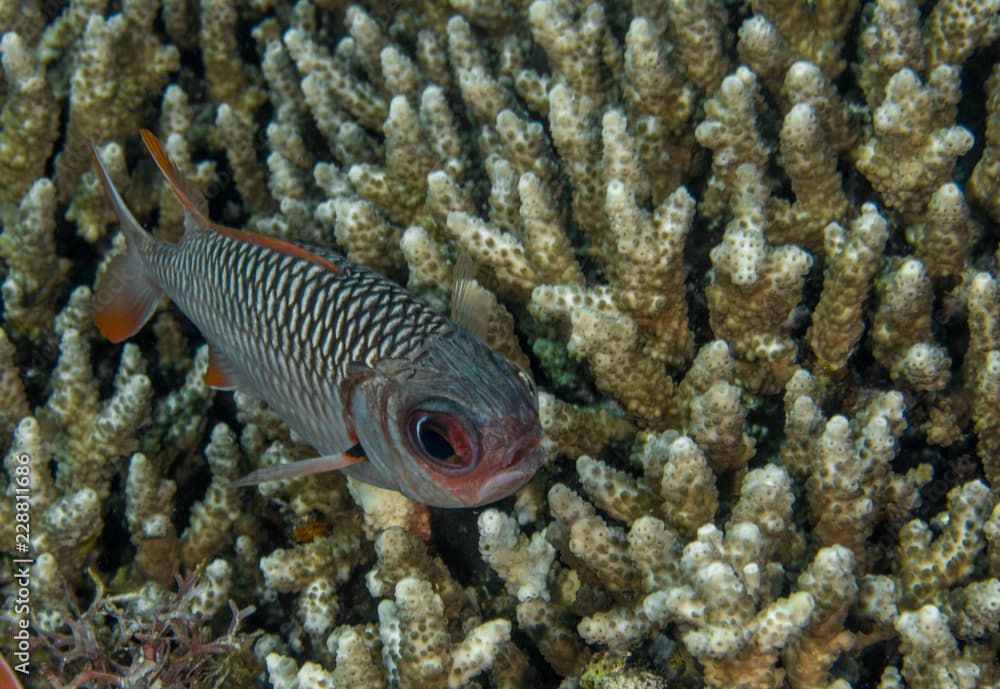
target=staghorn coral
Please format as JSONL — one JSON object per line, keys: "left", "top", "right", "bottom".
{"left": 1, "top": 1, "right": 1000, "bottom": 689}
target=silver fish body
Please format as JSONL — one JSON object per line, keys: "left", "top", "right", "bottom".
{"left": 91, "top": 132, "right": 545, "bottom": 507}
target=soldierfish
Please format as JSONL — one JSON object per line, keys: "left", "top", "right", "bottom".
{"left": 90, "top": 131, "right": 545, "bottom": 508}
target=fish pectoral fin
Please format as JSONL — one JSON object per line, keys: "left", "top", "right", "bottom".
{"left": 205, "top": 347, "right": 241, "bottom": 390}
{"left": 229, "top": 451, "right": 366, "bottom": 487}
{"left": 450, "top": 254, "right": 494, "bottom": 343}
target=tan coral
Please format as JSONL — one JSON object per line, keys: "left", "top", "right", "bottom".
{"left": 896, "top": 604, "right": 981, "bottom": 689}
{"left": 907, "top": 182, "right": 975, "bottom": 284}
{"left": 53, "top": 6, "right": 178, "bottom": 201}
{"left": 782, "top": 546, "right": 857, "bottom": 689}
{"left": 973, "top": 351, "right": 1000, "bottom": 488}
{"left": 695, "top": 68, "right": 769, "bottom": 215}
{"left": 770, "top": 101, "right": 849, "bottom": 254}
{"left": 643, "top": 523, "right": 816, "bottom": 689}
{"left": 897, "top": 480, "right": 993, "bottom": 607}
{"left": 706, "top": 165, "right": 813, "bottom": 393}
{"left": 179, "top": 423, "right": 242, "bottom": 569}
{"left": 746, "top": 0, "right": 860, "bottom": 79}
{"left": 604, "top": 181, "right": 696, "bottom": 368}
{"left": 780, "top": 369, "right": 825, "bottom": 479}
{"left": 857, "top": 0, "right": 924, "bottom": 109}
{"left": 729, "top": 464, "right": 802, "bottom": 563}
{"left": 537, "top": 391, "right": 635, "bottom": 460}
{"left": 623, "top": 16, "right": 697, "bottom": 199}
{"left": 0, "top": 177, "right": 72, "bottom": 334}
{"left": 926, "top": 0, "right": 1000, "bottom": 69}
{"left": 0, "top": 331, "right": 28, "bottom": 443}
{"left": 855, "top": 66, "right": 973, "bottom": 218}
{"left": 969, "top": 65, "right": 1000, "bottom": 223}
{"left": 808, "top": 204, "right": 890, "bottom": 370}
{"left": 871, "top": 257, "right": 950, "bottom": 391}
{"left": 0, "top": 31, "right": 59, "bottom": 209}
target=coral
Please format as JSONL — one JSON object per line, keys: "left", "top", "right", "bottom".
{"left": 807, "top": 204, "right": 889, "bottom": 370}
{"left": 0, "top": 326, "right": 28, "bottom": 439}
{"left": 695, "top": 68, "right": 769, "bottom": 215}
{"left": 769, "top": 101, "right": 849, "bottom": 254}
{"left": 643, "top": 523, "right": 816, "bottom": 689}
{"left": 781, "top": 546, "right": 857, "bottom": 689}
{"left": 908, "top": 183, "right": 976, "bottom": 284}
{"left": 855, "top": 66, "right": 973, "bottom": 218}
{"left": 969, "top": 65, "right": 1000, "bottom": 223}
{"left": 871, "top": 258, "right": 951, "bottom": 391}
{"left": 742, "top": 0, "right": 860, "bottom": 81}
{"left": 0, "top": 31, "right": 59, "bottom": 210}
{"left": 0, "top": 178, "right": 73, "bottom": 334}
{"left": 706, "top": 165, "right": 813, "bottom": 393}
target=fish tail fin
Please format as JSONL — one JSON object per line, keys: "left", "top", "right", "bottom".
{"left": 90, "top": 141, "right": 165, "bottom": 343}
{"left": 139, "top": 128, "right": 213, "bottom": 238}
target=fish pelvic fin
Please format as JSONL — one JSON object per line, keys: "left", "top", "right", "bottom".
{"left": 205, "top": 347, "right": 241, "bottom": 390}
{"left": 230, "top": 447, "right": 367, "bottom": 487}
{"left": 90, "top": 141, "right": 165, "bottom": 343}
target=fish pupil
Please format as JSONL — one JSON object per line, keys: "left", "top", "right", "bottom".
{"left": 416, "top": 417, "right": 458, "bottom": 463}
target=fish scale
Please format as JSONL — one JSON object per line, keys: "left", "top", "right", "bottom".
{"left": 165, "top": 232, "right": 452, "bottom": 437}
{"left": 89, "top": 130, "right": 545, "bottom": 507}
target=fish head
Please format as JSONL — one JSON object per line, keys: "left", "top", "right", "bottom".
{"left": 345, "top": 331, "right": 545, "bottom": 507}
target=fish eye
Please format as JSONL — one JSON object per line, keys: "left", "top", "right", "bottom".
{"left": 407, "top": 412, "right": 475, "bottom": 470}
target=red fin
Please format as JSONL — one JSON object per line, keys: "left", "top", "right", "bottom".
{"left": 90, "top": 141, "right": 164, "bottom": 342}
{"left": 140, "top": 128, "right": 213, "bottom": 228}
{"left": 1, "top": 640, "right": 27, "bottom": 689}
{"left": 140, "top": 128, "right": 340, "bottom": 274}
{"left": 205, "top": 348, "right": 239, "bottom": 390}
{"left": 212, "top": 224, "right": 341, "bottom": 273}
{"left": 93, "top": 242, "right": 164, "bottom": 343}
{"left": 229, "top": 452, "right": 365, "bottom": 487}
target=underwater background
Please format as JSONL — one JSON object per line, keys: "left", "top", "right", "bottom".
{"left": 1, "top": 0, "right": 1000, "bottom": 687}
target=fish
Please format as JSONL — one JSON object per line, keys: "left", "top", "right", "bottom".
{"left": 89, "top": 130, "right": 545, "bottom": 508}
{"left": 1, "top": 649, "right": 26, "bottom": 689}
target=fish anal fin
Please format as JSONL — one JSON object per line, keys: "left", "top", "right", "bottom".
{"left": 205, "top": 347, "right": 240, "bottom": 390}
{"left": 230, "top": 452, "right": 366, "bottom": 487}
{"left": 93, "top": 248, "right": 164, "bottom": 342}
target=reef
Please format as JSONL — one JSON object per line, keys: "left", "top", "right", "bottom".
{"left": 1, "top": 0, "right": 999, "bottom": 688}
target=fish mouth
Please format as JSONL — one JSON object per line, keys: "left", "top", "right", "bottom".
{"left": 472, "top": 443, "right": 547, "bottom": 506}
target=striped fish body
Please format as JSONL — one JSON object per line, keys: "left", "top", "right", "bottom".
{"left": 90, "top": 132, "right": 545, "bottom": 507}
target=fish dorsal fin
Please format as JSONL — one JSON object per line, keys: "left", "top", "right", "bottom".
{"left": 140, "top": 129, "right": 213, "bottom": 229}
{"left": 212, "top": 225, "right": 342, "bottom": 273}
{"left": 229, "top": 447, "right": 366, "bottom": 487}
{"left": 450, "top": 254, "right": 494, "bottom": 342}
{"left": 141, "top": 128, "right": 341, "bottom": 274}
